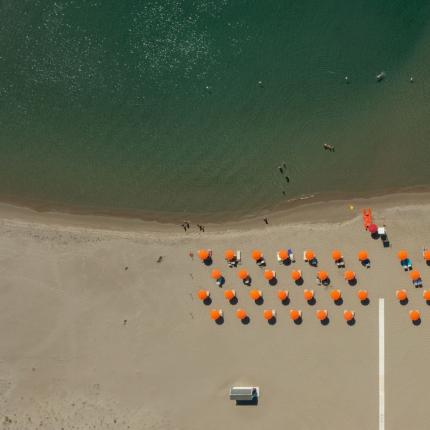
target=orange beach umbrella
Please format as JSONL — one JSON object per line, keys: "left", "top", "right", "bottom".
{"left": 410, "top": 270, "right": 421, "bottom": 281}
{"left": 277, "top": 290, "right": 288, "bottom": 301}
{"left": 358, "top": 290, "right": 368, "bottom": 301}
{"left": 197, "top": 290, "right": 209, "bottom": 300}
{"left": 397, "top": 250, "right": 408, "bottom": 260}
{"left": 238, "top": 269, "right": 249, "bottom": 280}
{"left": 331, "top": 250, "right": 342, "bottom": 261}
{"left": 344, "top": 270, "right": 355, "bottom": 281}
{"left": 263, "top": 309, "right": 275, "bottom": 320}
{"left": 317, "top": 271, "right": 328, "bottom": 281}
{"left": 224, "top": 289, "right": 236, "bottom": 301}
{"left": 198, "top": 249, "right": 209, "bottom": 260}
{"left": 316, "top": 309, "right": 328, "bottom": 321}
{"left": 264, "top": 270, "right": 275, "bottom": 281}
{"left": 252, "top": 250, "right": 263, "bottom": 261}
{"left": 249, "top": 289, "right": 262, "bottom": 301}
{"left": 330, "top": 289, "right": 341, "bottom": 301}
{"left": 358, "top": 250, "right": 368, "bottom": 261}
{"left": 210, "top": 309, "right": 222, "bottom": 320}
{"left": 424, "top": 250, "right": 430, "bottom": 261}
{"left": 290, "top": 309, "right": 301, "bottom": 321}
{"left": 305, "top": 250, "right": 315, "bottom": 261}
{"left": 423, "top": 290, "right": 430, "bottom": 301}
{"left": 396, "top": 289, "right": 407, "bottom": 301}
{"left": 211, "top": 269, "right": 222, "bottom": 280}
{"left": 304, "top": 289, "right": 314, "bottom": 301}
{"left": 224, "top": 249, "right": 235, "bottom": 261}
{"left": 344, "top": 310, "right": 355, "bottom": 321}
{"left": 409, "top": 310, "right": 421, "bottom": 321}
{"left": 291, "top": 270, "right": 302, "bottom": 281}
{"left": 236, "top": 309, "right": 247, "bottom": 320}
{"left": 278, "top": 249, "right": 289, "bottom": 261}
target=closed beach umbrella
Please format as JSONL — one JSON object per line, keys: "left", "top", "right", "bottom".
{"left": 344, "top": 270, "right": 355, "bottom": 281}
{"left": 305, "top": 250, "right": 315, "bottom": 261}
{"left": 409, "top": 310, "right": 421, "bottom": 321}
{"left": 210, "top": 309, "right": 222, "bottom": 320}
{"left": 278, "top": 290, "right": 288, "bottom": 301}
{"left": 291, "top": 270, "right": 302, "bottom": 281}
{"left": 397, "top": 250, "right": 408, "bottom": 261}
{"left": 224, "top": 289, "right": 236, "bottom": 301}
{"left": 304, "top": 289, "right": 314, "bottom": 301}
{"left": 316, "top": 309, "right": 328, "bottom": 321}
{"left": 225, "top": 249, "right": 235, "bottom": 261}
{"left": 358, "top": 289, "right": 368, "bottom": 301}
{"left": 344, "top": 310, "right": 355, "bottom": 321}
{"left": 290, "top": 309, "right": 301, "bottom": 321}
{"left": 236, "top": 309, "right": 247, "bottom": 320}
{"left": 410, "top": 270, "right": 421, "bottom": 281}
{"left": 424, "top": 250, "right": 430, "bottom": 261}
{"left": 211, "top": 269, "right": 222, "bottom": 280}
{"left": 252, "top": 250, "right": 263, "bottom": 261}
{"left": 278, "top": 249, "right": 289, "bottom": 261}
{"left": 368, "top": 224, "right": 378, "bottom": 234}
{"left": 358, "top": 250, "right": 368, "bottom": 261}
{"left": 331, "top": 250, "right": 342, "bottom": 261}
{"left": 423, "top": 290, "right": 430, "bottom": 301}
{"left": 330, "top": 289, "right": 341, "bottom": 301}
{"left": 198, "top": 249, "right": 210, "bottom": 260}
{"left": 317, "top": 271, "right": 329, "bottom": 281}
{"left": 238, "top": 269, "right": 249, "bottom": 280}
{"left": 264, "top": 270, "right": 275, "bottom": 281}
{"left": 263, "top": 309, "right": 275, "bottom": 320}
{"left": 396, "top": 289, "right": 407, "bottom": 301}
{"left": 249, "top": 289, "right": 262, "bottom": 301}
{"left": 197, "top": 290, "right": 209, "bottom": 300}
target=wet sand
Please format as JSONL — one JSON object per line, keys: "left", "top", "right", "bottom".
{"left": 1, "top": 193, "right": 430, "bottom": 429}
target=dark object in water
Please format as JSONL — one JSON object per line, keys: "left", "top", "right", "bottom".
{"left": 376, "top": 72, "right": 385, "bottom": 82}
{"left": 323, "top": 143, "right": 335, "bottom": 152}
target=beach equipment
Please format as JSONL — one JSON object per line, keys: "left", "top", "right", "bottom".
{"left": 229, "top": 387, "right": 259, "bottom": 402}
{"left": 409, "top": 310, "right": 421, "bottom": 321}
{"left": 249, "top": 289, "right": 262, "bottom": 301}
{"left": 343, "top": 310, "right": 355, "bottom": 321}
{"left": 330, "top": 289, "right": 341, "bottom": 302}
{"left": 264, "top": 269, "right": 276, "bottom": 281}
{"left": 277, "top": 249, "right": 289, "bottom": 263}
{"left": 197, "top": 290, "right": 210, "bottom": 301}
{"left": 236, "top": 309, "right": 247, "bottom": 320}
{"left": 198, "top": 249, "right": 210, "bottom": 261}
{"left": 332, "top": 250, "right": 342, "bottom": 261}
{"left": 397, "top": 250, "right": 408, "bottom": 261}
{"left": 358, "top": 289, "right": 368, "bottom": 302}
{"left": 210, "top": 309, "right": 223, "bottom": 321}
{"left": 238, "top": 269, "right": 249, "bottom": 280}
{"left": 252, "top": 249, "right": 263, "bottom": 262}
{"left": 396, "top": 289, "right": 408, "bottom": 301}
{"left": 263, "top": 309, "right": 276, "bottom": 320}
{"left": 410, "top": 270, "right": 421, "bottom": 281}
{"left": 423, "top": 249, "right": 430, "bottom": 261}
{"left": 277, "top": 290, "right": 289, "bottom": 301}
{"left": 225, "top": 249, "right": 235, "bottom": 261}
{"left": 362, "top": 208, "right": 372, "bottom": 230}
{"left": 290, "top": 309, "right": 302, "bottom": 321}
{"left": 291, "top": 269, "right": 302, "bottom": 281}
{"left": 316, "top": 309, "right": 328, "bottom": 321}
{"left": 344, "top": 270, "right": 356, "bottom": 282}
{"left": 358, "top": 250, "right": 368, "bottom": 261}
{"left": 423, "top": 290, "right": 430, "bottom": 301}
{"left": 304, "top": 289, "right": 314, "bottom": 301}
{"left": 224, "top": 289, "right": 236, "bottom": 301}
{"left": 317, "top": 271, "right": 329, "bottom": 282}
{"left": 211, "top": 269, "right": 222, "bottom": 280}
{"left": 304, "top": 250, "right": 315, "bottom": 262}
{"left": 368, "top": 224, "right": 378, "bottom": 234}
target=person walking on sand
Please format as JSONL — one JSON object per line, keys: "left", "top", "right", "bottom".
{"left": 263, "top": 217, "right": 269, "bottom": 224}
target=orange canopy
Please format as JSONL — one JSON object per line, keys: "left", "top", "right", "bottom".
{"left": 249, "top": 289, "right": 262, "bottom": 300}
{"left": 198, "top": 249, "right": 209, "bottom": 260}
{"left": 236, "top": 309, "right": 247, "bottom": 320}
{"left": 317, "top": 271, "right": 328, "bottom": 281}
{"left": 277, "top": 290, "right": 288, "bottom": 301}
{"left": 358, "top": 290, "right": 368, "bottom": 301}
{"left": 409, "top": 310, "right": 421, "bottom": 321}
{"left": 224, "top": 249, "right": 235, "bottom": 261}
{"left": 316, "top": 309, "right": 328, "bottom": 320}
{"left": 330, "top": 289, "right": 341, "bottom": 301}
{"left": 197, "top": 290, "right": 209, "bottom": 300}
{"left": 304, "top": 289, "right": 314, "bottom": 301}
{"left": 291, "top": 270, "right": 302, "bottom": 281}
{"left": 252, "top": 249, "right": 262, "bottom": 261}
{"left": 290, "top": 309, "right": 301, "bottom": 320}
{"left": 263, "top": 309, "right": 274, "bottom": 320}
{"left": 410, "top": 270, "right": 421, "bottom": 281}
{"left": 397, "top": 250, "right": 408, "bottom": 260}
{"left": 264, "top": 270, "right": 275, "bottom": 280}
{"left": 358, "top": 250, "right": 368, "bottom": 261}
{"left": 238, "top": 269, "right": 249, "bottom": 280}
{"left": 211, "top": 269, "right": 222, "bottom": 280}
{"left": 331, "top": 250, "right": 342, "bottom": 261}
{"left": 210, "top": 309, "right": 221, "bottom": 320}
{"left": 224, "top": 290, "right": 235, "bottom": 300}
{"left": 396, "top": 289, "right": 407, "bottom": 301}
{"left": 305, "top": 250, "right": 315, "bottom": 261}
{"left": 344, "top": 270, "right": 355, "bottom": 281}
{"left": 423, "top": 290, "right": 430, "bottom": 301}
{"left": 278, "top": 249, "right": 289, "bottom": 260}
{"left": 344, "top": 310, "right": 354, "bottom": 321}
{"left": 424, "top": 250, "right": 430, "bottom": 261}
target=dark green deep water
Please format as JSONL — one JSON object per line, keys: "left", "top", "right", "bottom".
{"left": 1, "top": 0, "right": 430, "bottom": 219}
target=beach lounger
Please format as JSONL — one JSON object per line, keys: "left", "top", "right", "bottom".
{"left": 377, "top": 227, "right": 386, "bottom": 236}
{"left": 236, "top": 250, "right": 241, "bottom": 265}
{"left": 257, "top": 258, "right": 266, "bottom": 267}
{"left": 208, "top": 249, "right": 213, "bottom": 257}
{"left": 303, "top": 251, "right": 308, "bottom": 262}
{"left": 277, "top": 252, "right": 283, "bottom": 264}
{"left": 336, "top": 258, "right": 345, "bottom": 268}
{"left": 288, "top": 249, "right": 295, "bottom": 262}
{"left": 413, "top": 279, "right": 423, "bottom": 288}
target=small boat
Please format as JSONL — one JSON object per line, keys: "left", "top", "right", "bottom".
{"left": 376, "top": 71, "right": 385, "bottom": 82}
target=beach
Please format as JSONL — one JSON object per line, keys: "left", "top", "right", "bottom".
{"left": 1, "top": 192, "right": 430, "bottom": 429}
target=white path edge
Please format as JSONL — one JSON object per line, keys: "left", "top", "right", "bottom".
{"left": 379, "top": 298, "right": 385, "bottom": 430}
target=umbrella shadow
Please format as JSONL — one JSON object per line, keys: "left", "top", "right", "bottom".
{"left": 203, "top": 257, "right": 213, "bottom": 266}
{"left": 241, "top": 316, "right": 250, "bottom": 325}
{"left": 361, "top": 298, "right": 370, "bottom": 306}
{"left": 334, "top": 298, "right": 343, "bottom": 306}
{"left": 427, "top": 261, "right": 430, "bottom": 267}
{"left": 255, "top": 297, "right": 264, "bottom": 306}
{"left": 307, "top": 297, "right": 316, "bottom": 306}
{"left": 347, "top": 318, "right": 356, "bottom": 326}
{"left": 361, "top": 259, "right": 371, "bottom": 268}
{"left": 309, "top": 258, "right": 318, "bottom": 267}
{"left": 348, "top": 278, "right": 357, "bottom": 286}
{"left": 412, "top": 318, "right": 422, "bottom": 326}
{"left": 229, "top": 297, "right": 238, "bottom": 305}
{"left": 268, "top": 316, "right": 277, "bottom": 325}
{"left": 203, "top": 297, "right": 212, "bottom": 306}
{"left": 282, "top": 259, "right": 292, "bottom": 266}
{"left": 293, "top": 316, "right": 303, "bottom": 325}
{"left": 320, "top": 317, "right": 330, "bottom": 326}
{"left": 243, "top": 277, "right": 252, "bottom": 286}
{"left": 269, "top": 278, "right": 278, "bottom": 286}
{"left": 281, "top": 297, "right": 290, "bottom": 306}
{"left": 400, "top": 298, "right": 409, "bottom": 306}
{"left": 322, "top": 278, "right": 330, "bottom": 286}
{"left": 371, "top": 232, "right": 380, "bottom": 240}
{"left": 215, "top": 316, "right": 224, "bottom": 325}
{"left": 295, "top": 278, "right": 304, "bottom": 286}
{"left": 236, "top": 398, "right": 258, "bottom": 406}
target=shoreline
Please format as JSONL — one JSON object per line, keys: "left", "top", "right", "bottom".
{"left": 1, "top": 187, "right": 430, "bottom": 235}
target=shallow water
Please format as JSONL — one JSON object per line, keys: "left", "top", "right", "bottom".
{"left": 1, "top": 0, "right": 430, "bottom": 219}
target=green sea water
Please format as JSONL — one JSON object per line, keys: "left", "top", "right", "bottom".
{"left": 1, "top": 0, "right": 430, "bottom": 219}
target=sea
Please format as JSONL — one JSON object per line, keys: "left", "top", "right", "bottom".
{"left": 1, "top": 0, "right": 430, "bottom": 221}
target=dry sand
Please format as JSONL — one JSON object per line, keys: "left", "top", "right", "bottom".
{"left": 1, "top": 193, "right": 430, "bottom": 430}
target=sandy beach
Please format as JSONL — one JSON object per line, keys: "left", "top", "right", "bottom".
{"left": 1, "top": 192, "right": 430, "bottom": 429}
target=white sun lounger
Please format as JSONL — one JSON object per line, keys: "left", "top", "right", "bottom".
{"left": 236, "top": 250, "right": 241, "bottom": 265}
{"left": 277, "top": 252, "right": 282, "bottom": 263}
